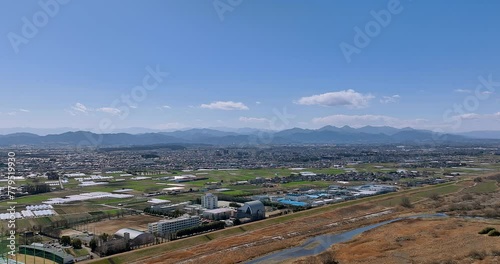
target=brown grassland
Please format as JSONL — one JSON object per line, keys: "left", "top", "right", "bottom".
{"left": 66, "top": 214, "right": 163, "bottom": 235}
{"left": 329, "top": 218, "right": 500, "bottom": 264}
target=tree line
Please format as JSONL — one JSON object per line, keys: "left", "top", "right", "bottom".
{"left": 175, "top": 221, "right": 225, "bottom": 238}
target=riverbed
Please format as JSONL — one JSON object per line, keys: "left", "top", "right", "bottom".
{"left": 245, "top": 213, "right": 448, "bottom": 264}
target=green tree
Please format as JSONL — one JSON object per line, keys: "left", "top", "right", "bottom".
{"left": 89, "top": 238, "right": 98, "bottom": 251}
{"left": 72, "top": 239, "right": 82, "bottom": 249}
{"left": 60, "top": 236, "right": 71, "bottom": 246}
{"left": 99, "top": 233, "right": 110, "bottom": 242}
{"left": 229, "top": 202, "right": 241, "bottom": 208}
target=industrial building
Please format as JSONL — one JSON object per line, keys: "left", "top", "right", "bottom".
{"left": 285, "top": 193, "right": 308, "bottom": 202}
{"left": 203, "top": 208, "right": 234, "bottom": 220}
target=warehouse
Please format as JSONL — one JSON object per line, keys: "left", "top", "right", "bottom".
{"left": 203, "top": 208, "right": 234, "bottom": 220}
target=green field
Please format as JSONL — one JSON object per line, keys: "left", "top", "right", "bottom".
{"left": 3, "top": 164, "right": 492, "bottom": 212}
{"left": 464, "top": 181, "right": 498, "bottom": 193}
{"left": 377, "top": 183, "right": 463, "bottom": 207}
{"left": 65, "top": 248, "right": 89, "bottom": 257}
{"left": 219, "top": 190, "right": 252, "bottom": 196}
{"left": 281, "top": 181, "right": 332, "bottom": 188}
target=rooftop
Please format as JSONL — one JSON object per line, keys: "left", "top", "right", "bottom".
{"left": 115, "top": 228, "right": 146, "bottom": 240}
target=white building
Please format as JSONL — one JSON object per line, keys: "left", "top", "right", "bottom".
{"left": 203, "top": 208, "right": 234, "bottom": 220}
{"left": 148, "top": 215, "right": 200, "bottom": 236}
{"left": 63, "top": 173, "right": 86, "bottom": 178}
{"left": 201, "top": 193, "right": 218, "bottom": 209}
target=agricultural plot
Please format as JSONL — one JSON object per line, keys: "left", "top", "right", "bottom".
{"left": 377, "top": 183, "right": 463, "bottom": 207}
{"left": 281, "top": 181, "right": 332, "bottom": 188}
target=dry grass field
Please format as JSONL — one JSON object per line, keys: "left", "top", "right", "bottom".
{"left": 63, "top": 214, "right": 163, "bottom": 235}
{"left": 324, "top": 218, "right": 500, "bottom": 264}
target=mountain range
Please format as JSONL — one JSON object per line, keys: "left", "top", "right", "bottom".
{"left": 0, "top": 126, "right": 499, "bottom": 147}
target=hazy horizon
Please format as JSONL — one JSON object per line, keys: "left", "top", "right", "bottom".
{"left": 0, "top": 124, "right": 498, "bottom": 137}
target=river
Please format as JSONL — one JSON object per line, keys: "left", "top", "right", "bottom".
{"left": 245, "top": 213, "right": 448, "bottom": 264}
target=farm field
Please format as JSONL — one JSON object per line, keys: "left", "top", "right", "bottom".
{"left": 3, "top": 164, "right": 496, "bottom": 214}
{"left": 377, "top": 183, "right": 464, "bottom": 207}
{"left": 0, "top": 167, "right": 345, "bottom": 210}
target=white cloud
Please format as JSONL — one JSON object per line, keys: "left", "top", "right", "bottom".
{"left": 200, "top": 101, "right": 249, "bottom": 111}
{"left": 157, "top": 105, "right": 171, "bottom": 110}
{"left": 454, "top": 89, "right": 472, "bottom": 94}
{"left": 97, "top": 107, "right": 122, "bottom": 115}
{"left": 312, "top": 114, "right": 426, "bottom": 128}
{"left": 68, "top": 103, "right": 127, "bottom": 116}
{"left": 296, "top": 89, "right": 374, "bottom": 108}
{"left": 239, "top": 117, "right": 270, "bottom": 123}
{"left": 453, "top": 112, "right": 500, "bottom": 120}
{"left": 380, "top": 95, "right": 400, "bottom": 104}
{"left": 71, "top": 103, "right": 89, "bottom": 114}
{"left": 256, "top": 101, "right": 262, "bottom": 105}
{"left": 455, "top": 113, "right": 481, "bottom": 120}
{"left": 2, "top": 109, "right": 31, "bottom": 116}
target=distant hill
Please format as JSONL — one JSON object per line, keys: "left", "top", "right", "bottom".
{"left": 457, "top": 131, "right": 500, "bottom": 139}
{"left": 0, "top": 125, "right": 491, "bottom": 147}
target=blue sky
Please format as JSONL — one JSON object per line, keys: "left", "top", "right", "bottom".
{"left": 1, "top": 0, "right": 499, "bottom": 133}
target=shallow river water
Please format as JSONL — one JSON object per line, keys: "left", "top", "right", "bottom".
{"left": 245, "top": 213, "right": 448, "bottom": 264}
